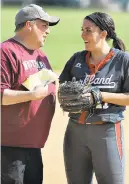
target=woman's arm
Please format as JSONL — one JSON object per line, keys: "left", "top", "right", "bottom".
{"left": 101, "top": 92, "right": 129, "bottom": 106}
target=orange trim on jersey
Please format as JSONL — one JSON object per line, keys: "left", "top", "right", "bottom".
{"left": 78, "top": 50, "right": 115, "bottom": 124}
{"left": 115, "top": 122, "right": 123, "bottom": 160}
{"left": 78, "top": 111, "right": 87, "bottom": 124}
{"left": 87, "top": 50, "right": 115, "bottom": 74}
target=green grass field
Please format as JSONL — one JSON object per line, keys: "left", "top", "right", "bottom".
{"left": 1, "top": 6, "right": 129, "bottom": 70}
{"left": 1, "top": 6, "right": 129, "bottom": 184}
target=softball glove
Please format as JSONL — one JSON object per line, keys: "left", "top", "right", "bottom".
{"left": 58, "top": 77, "right": 102, "bottom": 113}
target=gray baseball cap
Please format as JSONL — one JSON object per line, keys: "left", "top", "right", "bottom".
{"left": 15, "top": 4, "right": 60, "bottom": 26}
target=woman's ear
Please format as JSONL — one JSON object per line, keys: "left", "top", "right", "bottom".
{"left": 101, "top": 30, "right": 107, "bottom": 39}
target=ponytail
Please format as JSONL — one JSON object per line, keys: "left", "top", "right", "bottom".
{"left": 112, "top": 37, "right": 126, "bottom": 51}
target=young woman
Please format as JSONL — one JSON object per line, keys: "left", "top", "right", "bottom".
{"left": 59, "top": 12, "right": 129, "bottom": 184}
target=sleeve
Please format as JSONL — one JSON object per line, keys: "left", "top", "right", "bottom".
{"left": 1, "top": 48, "right": 16, "bottom": 96}
{"left": 121, "top": 52, "right": 129, "bottom": 92}
{"left": 59, "top": 53, "right": 77, "bottom": 83}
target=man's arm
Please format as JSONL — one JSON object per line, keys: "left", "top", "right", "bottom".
{"left": 2, "top": 89, "right": 35, "bottom": 105}
{"left": 2, "top": 83, "right": 56, "bottom": 105}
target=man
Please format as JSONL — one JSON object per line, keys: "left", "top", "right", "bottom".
{"left": 1, "top": 4, "right": 60, "bottom": 184}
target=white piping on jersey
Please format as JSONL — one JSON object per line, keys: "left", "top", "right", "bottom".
{"left": 96, "top": 86, "right": 116, "bottom": 89}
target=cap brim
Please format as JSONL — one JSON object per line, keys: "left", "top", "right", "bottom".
{"left": 48, "top": 16, "right": 60, "bottom": 26}
{"left": 40, "top": 15, "right": 60, "bottom": 26}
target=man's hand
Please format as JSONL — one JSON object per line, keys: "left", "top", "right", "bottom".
{"left": 32, "top": 83, "right": 56, "bottom": 100}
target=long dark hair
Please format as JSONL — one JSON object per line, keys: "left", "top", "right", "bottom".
{"left": 85, "top": 12, "right": 126, "bottom": 51}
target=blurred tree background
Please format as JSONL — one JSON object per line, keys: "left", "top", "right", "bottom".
{"left": 1, "top": 0, "right": 129, "bottom": 11}
{"left": 1, "top": 0, "right": 129, "bottom": 70}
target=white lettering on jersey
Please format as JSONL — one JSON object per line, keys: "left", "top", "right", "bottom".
{"left": 102, "top": 103, "right": 109, "bottom": 109}
{"left": 80, "top": 74, "right": 116, "bottom": 89}
{"left": 75, "top": 63, "right": 82, "bottom": 68}
{"left": 23, "top": 60, "right": 47, "bottom": 71}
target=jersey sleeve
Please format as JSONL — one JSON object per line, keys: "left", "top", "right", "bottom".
{"left": 59, "top": 53, "right": 77, "bottom": 83}
{"left": 121, "top": 52, "right": 129, "bottom": 92}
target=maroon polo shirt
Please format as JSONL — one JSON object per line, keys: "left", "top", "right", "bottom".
{"left": 1, "top": 38, "right": 56, "bottom": 148}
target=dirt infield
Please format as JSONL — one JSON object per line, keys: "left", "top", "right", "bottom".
{"left": 42, "top": 101, "right": 129, "bottom": 184}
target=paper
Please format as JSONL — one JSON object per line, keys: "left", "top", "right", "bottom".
{"left": 22, "top": 68, "right": 59, "bottom": 90}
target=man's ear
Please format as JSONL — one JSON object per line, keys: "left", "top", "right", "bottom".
{"left": 25, "top": 21, "right": 33, "bottom": 31}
